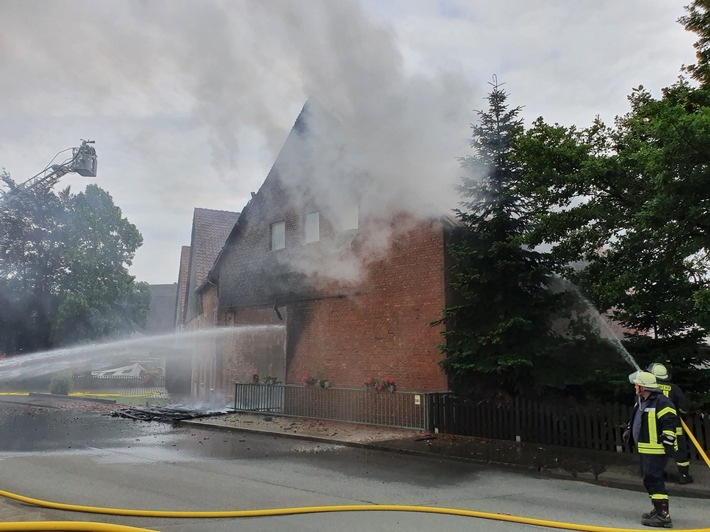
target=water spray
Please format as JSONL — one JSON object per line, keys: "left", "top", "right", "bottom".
{"left": 0, "top": 326, "right": 284, "bottom": 381}
{"left": 551, "top": 276, "right": 640, "bottom": 371}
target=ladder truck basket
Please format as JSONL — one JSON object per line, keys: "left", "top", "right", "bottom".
{"left": 72, "top": 143, "right": 97, "bottom": 177}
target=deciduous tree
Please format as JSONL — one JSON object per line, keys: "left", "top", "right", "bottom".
{"left": 0, "top": 179, "right": 150, "bottom": 353}
{"left": 514, "top": 82, "right": 710, "bottom": 406}
{"left": 51, "top": 184, "right": 150, "bottom": 345}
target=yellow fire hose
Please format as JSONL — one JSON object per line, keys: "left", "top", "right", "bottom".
{"left": 682, "top": 418, "right": 710, "bottom": 469}
{"left": 1, "top": 488, "right": 710, "bottom": 532}
{"left": 0, "top": 524, "right": 156, "bottom": 532}
{"left": 0, "top": 421, "right": 708, "bottom": 532}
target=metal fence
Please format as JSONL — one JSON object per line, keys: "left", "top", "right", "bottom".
{"left": 73, "top": 374, "right": 166, "bottom": 389}
{"left": 232, "top": 385, "right": 710, "bottom": 456}
{"left": 233, "top": 383, "right": 285, "bottom": 412}
{"left": 427, "top": 394, "right": 710, "bottom": 457}
{"left": 233, "top": 383, "right": 428, "bottom": 430}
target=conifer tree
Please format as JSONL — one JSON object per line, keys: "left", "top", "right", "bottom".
{"left": 438, "top": 78, "right": 601, "bottom": 401}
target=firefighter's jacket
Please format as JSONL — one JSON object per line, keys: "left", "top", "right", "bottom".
{"left": 658, "top": 381, "right": 688, "bottom": 438}
{"left": 658, "top": 381, "right": 687, "bottom": 414}
{"left": 629, "top": 391, "right": 679, "bottom": 455}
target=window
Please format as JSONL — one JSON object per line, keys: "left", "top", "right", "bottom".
{"left": 270, "top": 221, "right": 285, "bottom": 250}
{"left": 340, "top": 201, "right": 358, "bottom": 231}
{"left": 304, "top": 212, "right": 320, "bottom": 243}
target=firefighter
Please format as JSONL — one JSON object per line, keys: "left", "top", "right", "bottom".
{"left": 648, "top": 362, "right": 693, "bottom": 484}
{"left": 624, "top": 371, "right": 679, "bottom": 528}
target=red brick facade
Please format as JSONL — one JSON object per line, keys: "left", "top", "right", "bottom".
{"left": 283, "top": 219, "right": 448, "bottom": 392}
{"left": 180, "top": 105, "right": 452, "bottom": 400}
{"left": 214, "top": 193, "right": 450, "bottom": 394}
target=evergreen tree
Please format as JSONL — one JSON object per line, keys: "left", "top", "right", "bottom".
{"left": 438, "top": 79, "right": 605, "bottom": 402}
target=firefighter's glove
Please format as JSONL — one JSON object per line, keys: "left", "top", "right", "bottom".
{"left": 661, "top": 433, "right": 676, "bottom": 455}
{"left": 622, "top": 429, "right": 631, "bottom": 444}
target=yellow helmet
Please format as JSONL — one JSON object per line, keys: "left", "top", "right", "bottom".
{"left": 647, "top": 363, "right": 669, "bottom": 381}
{"left": 632, "top": 370, "right": 659, "bottom": 390}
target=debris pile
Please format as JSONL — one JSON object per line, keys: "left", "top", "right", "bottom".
{"left": 111, "top": 405, "right": 230, "bottom": 422}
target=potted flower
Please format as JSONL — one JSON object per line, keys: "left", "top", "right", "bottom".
{"left": 301, "top": 374, "right": 318, "bottom": 387}
{"left": 251, "top": 372, "right": 260, "bottom": 384}
{"left": 317, "top": 378, "right": 331, "bottom": 388}
{"left": 364, "top": 376, "right": 396, "bottom": 392}
{"left": 363, "top": 376, "right": 379, "bottom": 391}
{"left": 263, "top": 376, "right": 278, "bottom": 385}
{"left": 383, "top": 377, "right": 397, "bottom": 392}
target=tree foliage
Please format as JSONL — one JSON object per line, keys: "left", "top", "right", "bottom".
{"left": 0, "top": 178, "right": 150, "bottom": 354}
{"left": 52, "top": 185, "right": 150, "bottom": 345}
{"left": 0, "top": 172, "right": 65, "bottom": 352}
{"left": 679, "top": 0, "right": 710, "bottom": 87}
{"left": 440, "top": 4, "right": 710, "bottom": 406}
{"left": 438, "top": 79, "right": 623, "bottom": 403}
{"left": 513, "top": 81, "right": 710, "bottom": 407}
{"left": 498, "top": 0, "right": 710, "bottom": 405}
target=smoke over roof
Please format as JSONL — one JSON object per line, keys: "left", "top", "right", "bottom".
{"left": 0, "top": 1, "right": 693, "bottom": 283}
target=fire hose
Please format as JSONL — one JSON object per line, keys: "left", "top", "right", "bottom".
{"left": 0, "top": 423, "right": 708, "bottom": 532}
{"left": 0, "top": 491, "right": 710, "bottom": 532}
{"left": 682, "top": 418, "right": 710, "bottom": 469}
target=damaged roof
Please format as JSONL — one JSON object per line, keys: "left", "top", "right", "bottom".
{"left": 182, "top": 208, "right": 240, "bottom": 324}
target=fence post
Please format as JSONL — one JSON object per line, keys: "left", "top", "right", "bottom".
{"left": 424, "top": 393, "right": 432, "bottom": 432}
{"left": 515, "top": 396, "right": 523, "bottom": 443}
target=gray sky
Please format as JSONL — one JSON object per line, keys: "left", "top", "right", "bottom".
{"left": 0, "top": 0, "right": 697, "bottom": 285}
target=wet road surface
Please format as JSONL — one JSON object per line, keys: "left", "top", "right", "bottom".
{"left": 1, "top": 400, "right": 710, "bottom": 531}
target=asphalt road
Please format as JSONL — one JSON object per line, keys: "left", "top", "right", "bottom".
{"left": 1, "top": 404, "right": 710, "bottom": 531}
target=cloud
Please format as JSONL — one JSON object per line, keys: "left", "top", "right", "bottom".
{"left": 0, "top": 0, "right": 698, "bottom": 284}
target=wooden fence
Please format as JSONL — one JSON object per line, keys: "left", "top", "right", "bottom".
{"left": 427, "top": 394, "right": 710, "bottom": 457}
{"left": 231, "top": 384, "right": 710, "bottom": 457}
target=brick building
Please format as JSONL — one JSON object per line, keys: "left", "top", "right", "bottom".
{"left": 180, "top": 104, "right": 453, "bottom": 401}
{"left": 173, "top": 207, "right": 239, "bottom": 397}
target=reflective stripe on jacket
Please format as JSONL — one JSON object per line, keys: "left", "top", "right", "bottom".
{"left": 658, "top": 381, "right": 686, "bottom": 436}
{"left": 631, "top": 392, "right": 678, "bottom": 455}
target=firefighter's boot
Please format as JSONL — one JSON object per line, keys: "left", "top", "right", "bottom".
{"left": 641, "top": 506, "right": 656, "bottom": 519}
{"left": 678, "top": 465, "right": 693, "bottom": 485}
{"left": 641, "top": 500, "right": 673, "bottom": 528}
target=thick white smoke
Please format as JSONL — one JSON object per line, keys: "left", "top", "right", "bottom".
{"left": 1, "top": 0, "right": 476, "bottom": 283}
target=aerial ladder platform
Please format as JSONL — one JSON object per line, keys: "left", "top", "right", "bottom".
{"left": 0, "top": 140, "right": 97, "bottom": 207}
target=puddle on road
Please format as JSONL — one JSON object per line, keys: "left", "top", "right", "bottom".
{"left": 0, "top": 407, "right": 171, "bottom": 452}
{"left": 0, "top": 404, "right": 344, "bottom": 464}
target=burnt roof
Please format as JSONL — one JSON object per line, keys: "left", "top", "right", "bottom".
{"left": 183, "top": 208, "right": 239, "bottom": 323}
{"left": 191, "top": 208, "right": 240, "bottom": 285}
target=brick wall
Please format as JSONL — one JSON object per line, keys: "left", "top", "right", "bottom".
{"left": 217, "top": 206, "right": 449, "bottom": 392}
{"left": 183, "top": 284, "right": 219, "bottom": 400}
{"left": 219, "top": 307, "right": 287, "bottom": 399}
{"left": 285, "top": 218, "right": 448, "bottom": 392}
{"left": 213, "top": 162, "right": 449, "bottom": 394}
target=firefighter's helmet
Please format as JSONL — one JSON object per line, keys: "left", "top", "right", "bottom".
{"left": 632, "top": 370, "right": 659, "bottom": 390}
{"left": 647, "top": 363, "right": 669, "bottom": 381}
